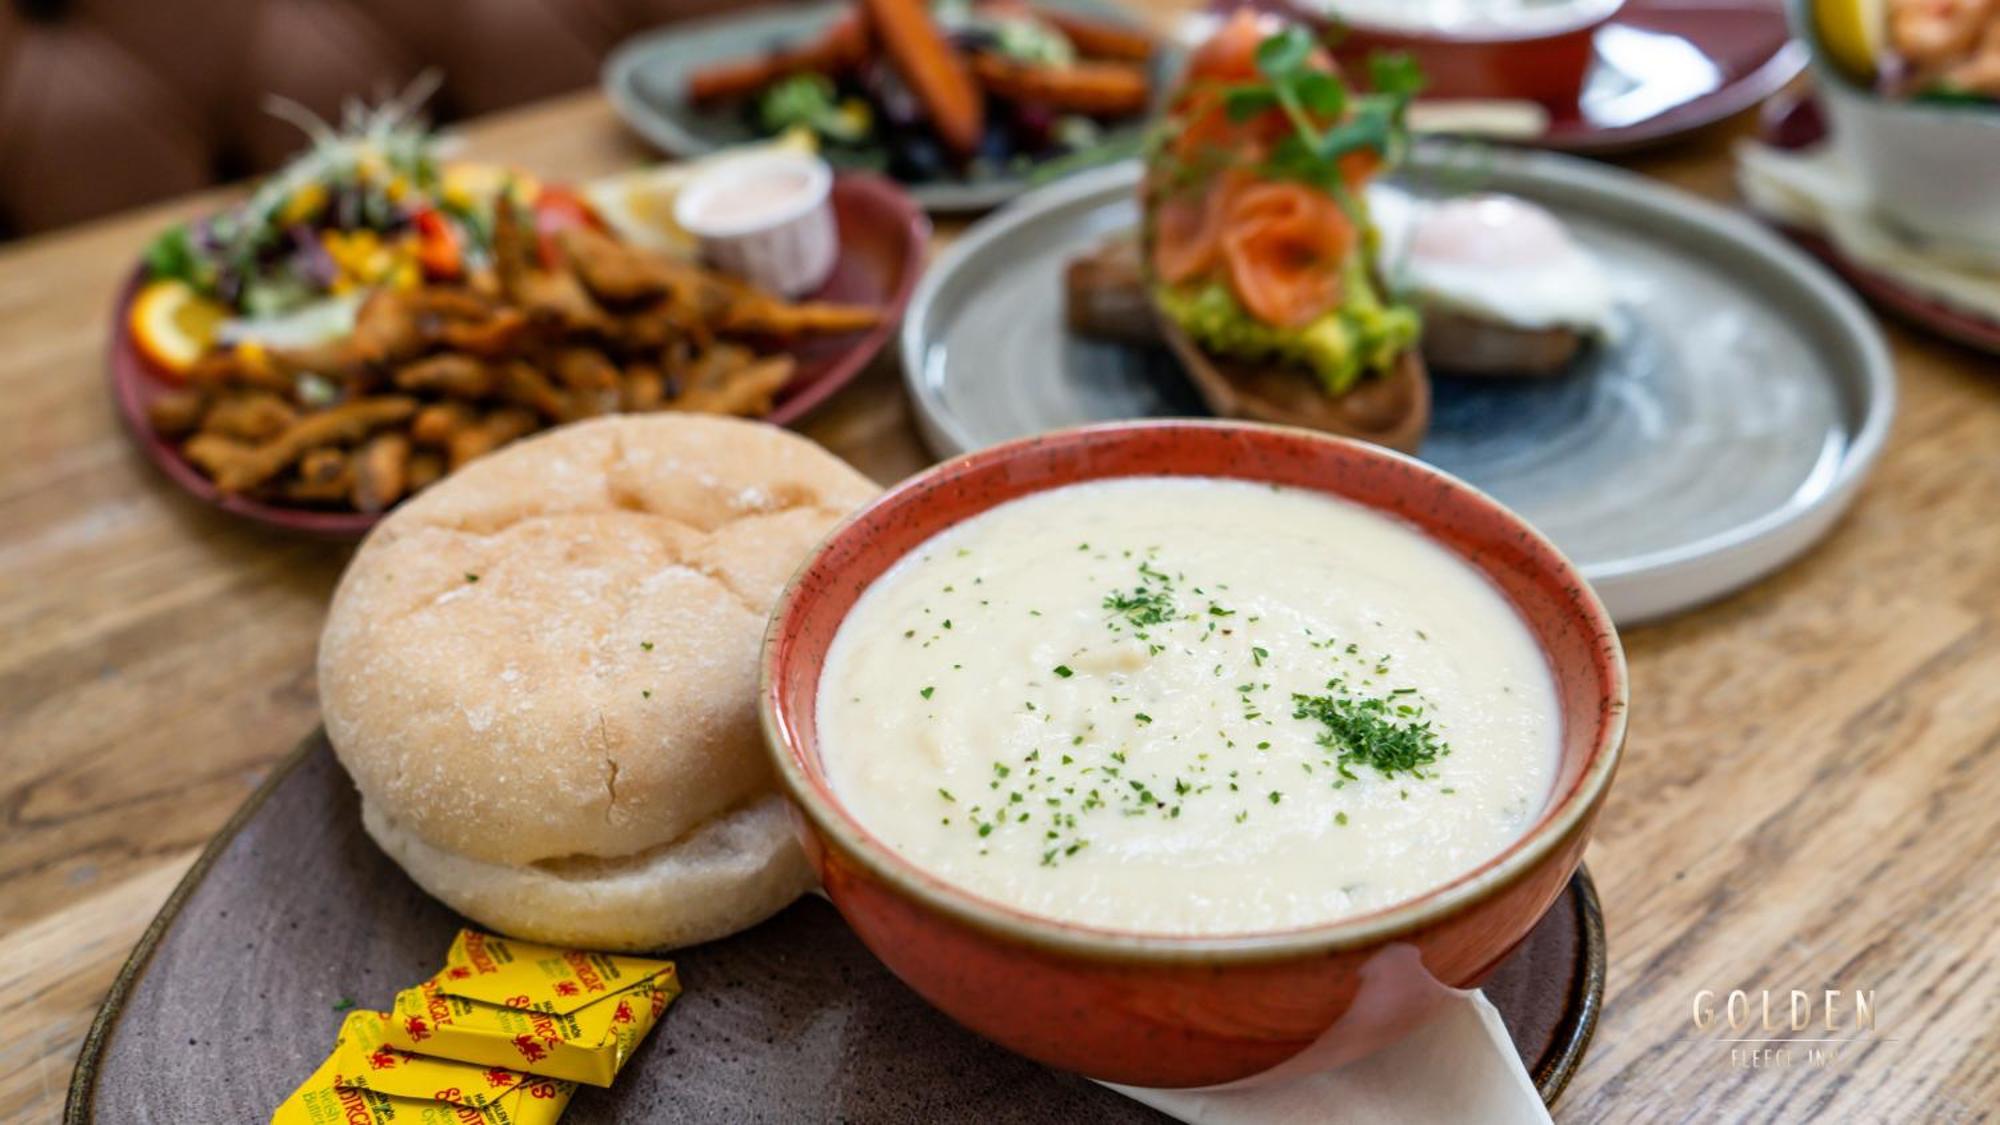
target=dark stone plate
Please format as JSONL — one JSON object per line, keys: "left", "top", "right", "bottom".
{"left": 66, "top": 732, "right": 1603, "bottom": 1122}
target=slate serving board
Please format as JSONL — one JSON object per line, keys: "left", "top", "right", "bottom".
{"left": 67, "top": 732, "right": 1603, "bottom": 1122}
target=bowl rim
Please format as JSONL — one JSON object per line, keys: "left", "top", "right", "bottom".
{"left": 760, "top": 419, "right": 1629, "bottom": 965}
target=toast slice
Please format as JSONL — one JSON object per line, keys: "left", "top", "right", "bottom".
{"left": 1067, "top": 236, "right": 1430, "bottom": 452}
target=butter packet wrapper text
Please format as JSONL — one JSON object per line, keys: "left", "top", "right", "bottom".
{"left": 272, "top": 1009, "right": 574, "bottom": 1124}
{"left": 383, "top": 929, "right": 681, "bottom": 1086}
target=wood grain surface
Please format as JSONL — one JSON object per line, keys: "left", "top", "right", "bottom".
{"left": 2, "top": 6, "right": 1997, "bottom": 1121}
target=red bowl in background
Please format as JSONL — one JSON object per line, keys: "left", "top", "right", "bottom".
{"left": 1321, "top": 0, "right": 1627, "bottom": 104}
{"left": 107, "top": 172, "right": 927, "bottom": 538}
{"left": 762, "top": 420, "right": 1628, "bottom": 1088}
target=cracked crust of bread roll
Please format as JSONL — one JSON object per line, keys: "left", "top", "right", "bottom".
{"left": 319, "top": 414, "right": 878, "bottom": 949}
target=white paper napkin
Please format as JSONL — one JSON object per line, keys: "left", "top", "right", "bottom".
{"left": 1737, "top": 139, "right": 2000, "bottom": 324}
{"left": 1104, "top": 988, "right": 1551, "bottom": 1125}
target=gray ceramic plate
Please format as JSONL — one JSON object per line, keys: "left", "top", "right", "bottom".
{"left": 901, "top": 155, "right": 1894, "bottom": 623}
{"left": 67, "top": 733, "right": 1604, "bottom": 1121}
{"left": 603, "top": 0, "right": 1168, "bottom": 213}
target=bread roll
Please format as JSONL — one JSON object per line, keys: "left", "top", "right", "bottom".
{"left": 319, "top": 414, "right": 877, "bottom": 950}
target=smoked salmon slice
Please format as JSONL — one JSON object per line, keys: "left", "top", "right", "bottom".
{"left": 1220, "top": 182, "right": 1351, "bottom": 328}
{"left": 1151, "top": 169, "right": 1250, "bottom": 285}
{"left": 1186, "top": 10, "right": 1278, "bottom": 83}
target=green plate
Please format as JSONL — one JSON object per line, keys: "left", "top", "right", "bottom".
{"left": 602, "top": 0, "right": 1171, "bottom": 212}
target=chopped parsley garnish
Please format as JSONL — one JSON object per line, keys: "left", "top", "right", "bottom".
{"left": 1103, "top": 563, "right": 1178, "bottom": 629}
{"left": 920, "top": 686, "right": 935, "bottom": 700}
{"left": 1053, "top": 664, "right": 1075, "bottom": 678}
{"left": 1290, "top": 690, "right": 1446, "bottom": 779}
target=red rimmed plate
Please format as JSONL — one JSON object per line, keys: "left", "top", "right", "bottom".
{"left": 1228, "top": 0, "right": 1804, "bottom": 153}
{"left": 1757, "top": 88, "right": 2000, "bottom": 355}
{"left": 108, "top": 172, "right": 929, "bottom": 538}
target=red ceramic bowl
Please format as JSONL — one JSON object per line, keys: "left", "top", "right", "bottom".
{"left": 761, "top": 420, "right": 1627, "bottom": 1088}
{"left": 1316, "top": 0, "right": 1626, "bottom": 105}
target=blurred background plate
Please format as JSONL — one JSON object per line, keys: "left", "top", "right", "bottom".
{"left": 1755, "top": 88, "right": 2000, "bottom": 356}
{"left": 1531, "top": 0, "right": 1804, "bottom": 152}
{"left": 901, "top": 155, "right": 1893, "bottom": 624}
{"left": 603, "top": 0, "right": 1169, "bottom": 212}
{"left": 1222, "top": 0, "right": 1804, "bottom": 153}
{"left": 108, "top": 172, "right": 925, "bottom": 539}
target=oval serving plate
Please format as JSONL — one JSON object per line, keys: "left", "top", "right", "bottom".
{"left": 901, "top": 154, "right": 1893, "bottom": 624}
{"left": 110, "top": 172, "right": 927, "bottom": 539}
{"left": 67, "top": 731, "right": 1603, "bottom": 1121}
{"left": 603, "top": 0, "right": 1171, "bottom": 213}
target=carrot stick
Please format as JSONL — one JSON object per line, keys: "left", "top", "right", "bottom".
{"left": 1030, "top": 7, "right": 1156, "bottom": 62}
{"left": 971, "top": 55, "right": 1151, "bottom": 117}
{"left": 686, "top": 13, "right": 869, "bottom": 103}
{"left": 862, "top": 0, "right": 985, "bottom": 157}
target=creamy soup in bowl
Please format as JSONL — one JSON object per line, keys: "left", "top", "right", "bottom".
{"left": 817, "top": 477, "right": 1559, "bottom": 935}
{"left": 761, "top": 421, "right": 1626, "bottom": 1087}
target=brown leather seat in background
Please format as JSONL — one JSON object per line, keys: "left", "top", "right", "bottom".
{"left": 0, "top": 0, "right": 757, "bottom": 240}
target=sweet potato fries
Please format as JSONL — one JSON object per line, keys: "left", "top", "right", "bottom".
{"left": 147, "top": 209, "right": 877, "bottom": 513}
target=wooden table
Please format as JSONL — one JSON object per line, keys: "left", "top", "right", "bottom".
{"left": 4, "top": 58, "right": 1998, "bottom": 1125}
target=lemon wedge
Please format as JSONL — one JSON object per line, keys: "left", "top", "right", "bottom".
{"left": 1814, "top": 0, "right": 1885, "bottom": 83}
{"left": 128, "top": 280, "right": 227, "bottom": 377}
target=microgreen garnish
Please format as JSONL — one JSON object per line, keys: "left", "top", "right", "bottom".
{"left": 1208, "top": 28, "right": 1423, "bottom": 209}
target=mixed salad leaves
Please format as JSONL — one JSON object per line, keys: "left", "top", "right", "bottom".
{"left": 147, "top": 81, "right": 467, "bottom": 318}
{"left": 139, "top": 81, "right": 592, "bottom": 336}
{"left": 131, "top": 81, "right": 600, "bottom": 375}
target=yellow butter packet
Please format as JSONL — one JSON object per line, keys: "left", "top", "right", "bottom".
{"left": 382, "top": 929, "right": 680, "bottom": 1087}
{"left": 272, "top": 1009, "right": 574, "bottom": 1124}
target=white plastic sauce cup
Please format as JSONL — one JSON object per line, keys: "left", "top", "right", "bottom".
{"left": 673, "top": 150, "right": 838, "bottom": 297}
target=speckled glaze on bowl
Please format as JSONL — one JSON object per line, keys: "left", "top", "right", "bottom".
{"left": 761, "top": 420, "right": 1627, "bottom": 1088}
